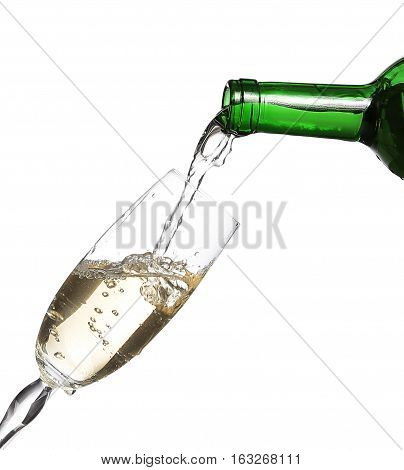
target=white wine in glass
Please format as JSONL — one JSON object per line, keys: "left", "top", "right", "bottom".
{"left": 0, "top": 169, "right": 238, "bottom": 448}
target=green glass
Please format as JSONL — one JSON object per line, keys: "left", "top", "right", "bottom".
{"left": 217, "top": 58, "right": 404, "bottom": 178}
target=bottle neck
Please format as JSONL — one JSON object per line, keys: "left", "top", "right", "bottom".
{"left": 220, "top": 79, "right": 376, "bottom": 142}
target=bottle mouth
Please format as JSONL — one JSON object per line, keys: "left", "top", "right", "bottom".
{"left": 222, "top": 83, "right": 231, "bottom": 108}
{"left": 220, "top": 79, "right": 260, "bottom": 135}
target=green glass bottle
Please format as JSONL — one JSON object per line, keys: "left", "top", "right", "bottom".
{"left": 217, "top": 58, "right": 404, "bottom": 178}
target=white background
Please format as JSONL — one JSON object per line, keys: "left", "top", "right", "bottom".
{"left": 0, "top": 1, "right": 404, "bottom": 468}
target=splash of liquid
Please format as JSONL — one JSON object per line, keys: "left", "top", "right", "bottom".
{"left": 155, "top": 119, "right": 236, "bottom": 255}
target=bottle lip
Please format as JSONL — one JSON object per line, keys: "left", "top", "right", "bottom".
{"left": 221, "top": 79, "right": 260, "bottom": 135}
{"left": 222, "top": 83, "right": 231, "bottom": 108}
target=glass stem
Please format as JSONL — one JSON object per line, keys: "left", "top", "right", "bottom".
{"left": 0, "top": 378, "right": 53, "bottom": 449}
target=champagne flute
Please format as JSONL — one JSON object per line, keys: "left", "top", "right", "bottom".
{"left": 0, "top": 169, "right": 239, "bottom": 448}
